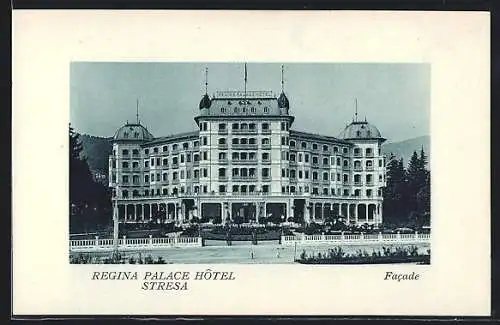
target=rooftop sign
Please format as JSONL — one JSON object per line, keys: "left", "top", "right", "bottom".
{"left": 214, "top": 90, "right": 275, "bottom": 99}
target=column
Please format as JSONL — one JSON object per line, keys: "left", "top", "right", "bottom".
{"left": 255, "top": 202, "right": 259, "bottom": 223}
{"left": 355, "top": 204, "right": 359, "bottom": 224}
{"left": 311, "top": 203, "right": 315, "bottom": 220}
{"left": 365, "top": 203, "right": 368, "bottom": 222}
{"left": 321, "top": 203, "right": 324, "bottom": 221}
{"left": 166, "top": 203, "right": 169, "bottom": 221}
{"left": 142, "top": 204, "right": 145, "bottom": 221}
{"left": 134, "top": 205, "right": 137, "bottom": 221}
{"left": 124, "top": 204, "right": 128, "bottom": 222}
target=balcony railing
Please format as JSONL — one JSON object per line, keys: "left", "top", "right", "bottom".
{"left": 366, "top": 166, "right": 374, "bottom": 171}
{"left": 232, "top": 129, "right": 258, "bottom": 134}
{"left": 354, "top": 181, "right": 363, "bottom": 186}
{"left": 261, "top": 176, "right": 271, "bottom": 182}
{"left": 366, "top": 181, "right": 374, "bottom": 186}
{"left": 261, "top": 159, "right": 271, "bottom": 165}
{"left": 261, "top": 144, "right": 271, "bottom": 150}
{"left": 232, "top": 144, "right": 258, "bottom": 150}
{"left": 261, "top": 129, "right": 271, "bottom": 135}
{"left": 218, "top": 159, "right": 229, "bottom": 165}
{"left": 366, "top": 153, "right": 375, "bottom": 158}
{"left": 218, "top": 176, "right": 228, "bottom": 182}
{"left": 232, "top": 158, "right": 258, "bottom": 164}
{"left": 171, "top": 164, "right": 179, "bottom": 169}
{"left": 218, "top": 129, "right": 228, "bottom": 135}
{"left": 354, "top": 166, "right": 363, "bottom": 171}
{"left": 343, "top": 166, "right": 351, "bottom": 171}
{"left": 354, "top": 152, "right": 363, "bottom": 157}
{"left": 218, "top": 144, "right": 228, "bottom": 150}
{"left": 232, "top": 176, "right": 258, "bottom": 182}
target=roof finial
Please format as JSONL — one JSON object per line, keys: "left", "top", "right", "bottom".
{"left": 355, "top": 98, "right": 358, "bottom": 122}
{"left": 281, "top": 64, "right": 285, "bottom": 93}
{"left": 136, "top": 98, "right": 140, "bottom": 124}
{"left": 204, "top": 67, "right": 208, "bottom": 95}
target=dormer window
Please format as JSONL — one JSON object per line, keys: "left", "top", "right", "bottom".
{"left": 123, "top": 132, "right": 128, "bottom": 138}
{"left": 134, "top": 132, "right": 139, "bottom": 138}
{"left": 356, "top": 131, "right": 361, "bottom": 137}
{"left": 264, "top": 107, "right": 269, "bottom": 113}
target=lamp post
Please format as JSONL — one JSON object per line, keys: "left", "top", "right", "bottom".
{"left": 112, "top": 186, "right": 119, "bottom": 261}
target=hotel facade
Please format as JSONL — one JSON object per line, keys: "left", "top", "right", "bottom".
{"left": 109, "top": 73, "right": 387, "bottom": 226}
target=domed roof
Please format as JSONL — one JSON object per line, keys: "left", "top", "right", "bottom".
{"left": 340, "top": 120, "right": 384, "bottom": 141}
{"left": 199, "top": 94, "right": 212, "bottom": 109}
{"left": 113, "top": 123, "right": 154, "bottom": 141}
{"left": 277, "top": 92, "right": 289, "bottom": 109}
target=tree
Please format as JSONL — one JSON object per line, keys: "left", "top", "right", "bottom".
{"left": 69, "top": 124, "right": 112, "bottom": 233}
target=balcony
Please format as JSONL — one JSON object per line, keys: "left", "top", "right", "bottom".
{"left": 232, "top": 129, "right": 258, "bottom": 134}
{"left": 366, "top": 181, "right": 374, "bottom": 186}
{"left": 193, "top": 161, "right": 200, "bottom": 166}
{"left": 354, "top": 166, "right": 363, "bottom": 171}
{"left": 232, "top": 144, "right": 258, "bottom": 150}
{"left": 172, "top": 179, "right": 179, "bottom": 185}
{"left": 366, "top": 166, "right": 374, "bottom": 171}
{"left": 171, "top": 164, "right": 179, "bottom": 169}
{"left": 218, "top": 176, "right": 228, "bottom": 182}
{"left": 218, "top": 129, "right": 228, "bottom": 135}
{"left": 261, "top": 159, "right": 271, "bottom": 165}
{"left": 218, "top": 159, "right": 229, "bottom": 165}
{"left": 232, "top": 158, "right": 258, "bottom": 165}
{"left": 232, "top": 176, "right": 258, "bottom": 182}
{"left": 354, "top": 181, "right": 363, "bottom": 186}
{"left": 342, "top": 166, "right": 351, "bottom": 171}
{"left": 353, "top": 152, "right": 363, "bottom": 157}
{"left": 261, "top": 143, "right": 271, "bottom": 150}
{"left": 261, "top": 129, "right": 271, "bottom": 135}
{"left": 218, "top": 144, "right": 228, "bottom": 150}
{"left": 261, "top": 176, "right": 271, "bottom": 182}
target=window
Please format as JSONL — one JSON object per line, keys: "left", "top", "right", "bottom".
{"left": 323, "top": 145, "right": 329, "bottom": 152}
{"left": 262, "top": 168, "right": 270, "bottom": 177}
{"left": 132, "top": 161, "right": 138, "bottom": 168}
{"left": 145, "top": 175, "right": 149, "bottom": 182}
{"left": 333, "top": 146, "right": 338, "bottom": 153}
{"left": 312, "top": 143, "right": 318, "bottom": 150}
{"left": 202, "top": 137, "right": 208, "bottom": 146}
{"left": 290, "top": 140, "right": 296, "bottom": 147}
{"left": 343, "top": 147, "right": 348, "bottom": 154}
{"left": 150, "top": 158, "right": 154, "bottom": 166}
{"left": 264, "top": 107, "right": 269, "bottom": 113}
{"left": 218, "top": 168, "right": 226, "bottom": 177}
{"left": 122, "top": 190, "right": 129, "bottom": 198}
{"left": 111, "top": 160, "right": 116, "bottom": 168}
{"left": 281, "top": 137, "right": 286, "bottom": 145}
{"left": 312, "top": 156, "right": 318, "bottom": 164}
{"left": 298, "top": 154, "right": 303, "bottom": 162}
{"left": 305, "top": 154, "right": 310, "bottom": 163}
{"left": 162, "top": 188, "right": 168, "bottom": 195}
{"left": 262, "top": 152, "right": 269, "bottom": 161}
{"left": 281, "top": 122, "right": 285, "bottom": 131}
{"left": 301, "top": 142, "right": 307, "bottom": 149}
{"left": 163, "top": 145, "right": 168, "bottom": 152}
{"left": 122, "top": 149, "right": 129, "bottom": 156}
{"left": 337, "top": 173, "right": 340, "bottom": 181}
{"left": 172, "top": 157, "right": 178, "bottom": 165}
{"left": 343, "top": 174, "right": 348, "bottom": 183}
{"left": 156, "top": 158, "right": 160, "bottom": 166}
{"left": 186, "top": 154, "right": 191, "bottom": 163}
{"left": 323, "top": 188, "right": 328, "bottom": 195}
{"left": 312, "top": 188, "right": 318, "bottom": 195}
{"left": 323, "top": 172, "right": 328, "bottom": 181}
{"left": 299, "top": 170, "right": 303, "bottom": 179}
{"left": 323, "top": 157, "right": 328, "bottom": 165}
{"left": 262, "top": 185, "right": 269, "bottom": 193}
{"left": 154, "top": 147, "right": 158, "bottom": 153}
{"left": 249, "top": 123, "right": 256, "bottom": 130}
{"left": 219, "top": 123, "right": 226, "bottom": 130}
{"left": 290, "top": 154, "right": 296, "bottom": 162}
{"left": 122, "top": 175, "right": 129, "bottom": 183}
{"left": 203, "top": 152, "right": 208, "bottom": 160}
{"left": 132, "top": 149, "right": 139, "bottom": 155}
{"left": 313, "top": 172, "right": 318, "bottom": 180}
{"left": 379, "top": 159, "right": 382, "bottom": 167}
{"left": 290, "top": 169, "right": 296, "bottom": 179}
{"left": 203, "top": 168, "right": 208, "bottom": 177}
{"left": 305, "top": 171, "right": 309, "bottom": 179}
{"left": 281, "top": 169, "right": 286, "bottom": 177}
{"left": 122, "top": 161, "right": 129, "bottom": 168}
{"left": 163, "top": 173, "right": 168, "bottom": 181}
{"left": 156, "top": 173, "right": 161, "bottom": 181}
{"left": 180, "top": 155, "right": 185, "bottom": 163}
{"left": 144, "top": 149, "right": 149, "bottom": 155}
{"left": 173, "top": 172, "right": 178, "bottom": 180}
{"left": 366, "top": 189, "right": 372, "bottom": 197}
{"left": 262, "top": 123, "right": 269, "bottom": 130}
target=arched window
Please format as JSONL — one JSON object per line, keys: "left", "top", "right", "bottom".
{"left": 232, "top": 138, "right": 239, "bottom": 144}
{"left": 218, "top": 138, "right": 226, "bottom": 145}
{"left": 122, "top": 190, "right": 129, "bottom": 198}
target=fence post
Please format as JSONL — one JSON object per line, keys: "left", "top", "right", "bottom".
{"left": 149, "top": 235, "right": 153, "bottom": 248}
{"left": 301, "top": 233, "right": 306, "bottom": 244}
{"left": 378, "top": 232, "right": 383, "bottom": 242}
{"left": 174, "top": 234, "right": 179, "bottom": 247}
{"left": 321, "top": 232, "right": 326, "bottom": 242}
{"left": 197, "top": 236, "right": 203, "bottom": 247}
{"left": 360, "top": 232, "right": 364, "bottom": 241}
{"left": 95, "top": 236, "right": 99, "bottom": 248}
{"left": 415, "top": 231, "right": 419, "bottom": 241}
{"left": 396, "top": 231, "right": 401, "bottom": 241}
{"left": 122, "top": 235, "right": 126, "bottom": 248}
{"left": 341, "top": 231, "right": 345, "bottom": 242}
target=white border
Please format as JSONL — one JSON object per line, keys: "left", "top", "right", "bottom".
{"left": 12, "top": 10, "right": 490, "bottom": 316}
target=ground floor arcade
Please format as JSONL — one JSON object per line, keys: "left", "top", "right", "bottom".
{"left": 115, "top": 195, "right": 383, "bottom": 225}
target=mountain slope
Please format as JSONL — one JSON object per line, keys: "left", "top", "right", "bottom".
{"left": 78, "top": 134, "right": 113, "bottom": 175}
{"left": 382, "top": 135, "right": 430, "bottom": 167}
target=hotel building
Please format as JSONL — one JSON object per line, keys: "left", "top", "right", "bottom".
{"left": 109, "top": 70, "right": 387, "bottom": 226}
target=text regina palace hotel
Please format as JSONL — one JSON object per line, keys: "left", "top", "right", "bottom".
{"left": 108, "top": 66, "right": 387, "bottom": 226}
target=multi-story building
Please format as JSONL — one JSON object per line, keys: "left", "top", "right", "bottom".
{"left": 109, "top": 75, "right": 387, "bottom": 226}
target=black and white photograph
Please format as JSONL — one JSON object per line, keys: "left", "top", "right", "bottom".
{"left": 69, "top": 62, "right": 431, "bottom": 265}
{"left": 13, "top": 10, "right": 489, "bottom": 316}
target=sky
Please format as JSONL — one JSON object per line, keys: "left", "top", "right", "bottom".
{"left": 70, "top": 62, "right": 430, "bottom": 143}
